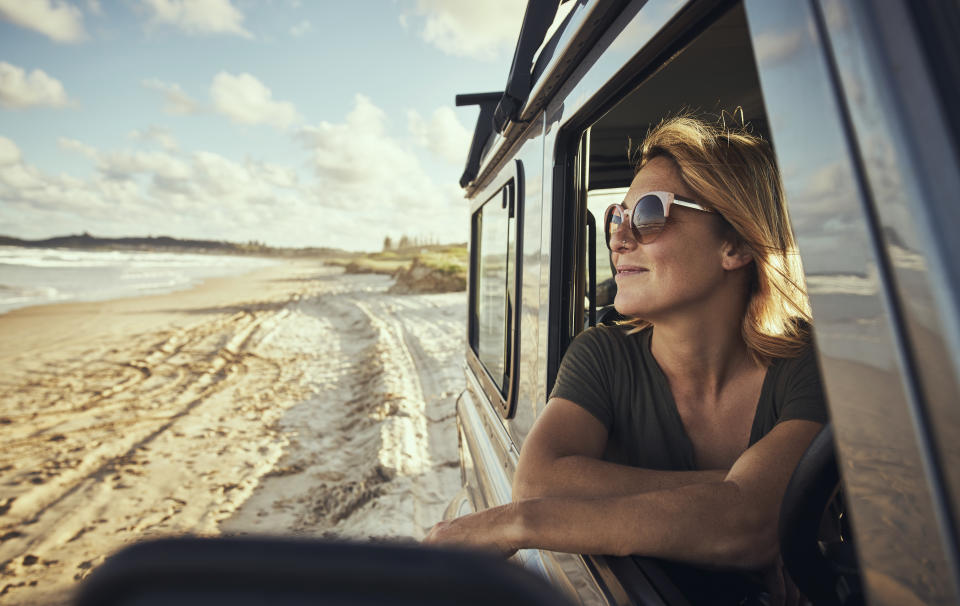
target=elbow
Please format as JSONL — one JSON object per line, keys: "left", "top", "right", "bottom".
{"left": 511, "top": 473, "right": 543, "bottom": 501}
{"left": 512, "top": 454, "right": 558, "bottom": 500}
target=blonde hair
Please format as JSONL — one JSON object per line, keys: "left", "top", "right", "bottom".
{"left": 625, "top": 114, "right": 812, "bottom": 362}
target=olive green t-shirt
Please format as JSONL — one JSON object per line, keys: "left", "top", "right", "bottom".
{"left": 549, "top": 325, "right": 828, "bottom": 470}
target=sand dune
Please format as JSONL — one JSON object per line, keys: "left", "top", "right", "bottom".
{"left": 0, "top": 261, "right": 464, "bottom": 605}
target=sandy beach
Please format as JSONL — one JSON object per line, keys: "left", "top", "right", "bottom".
{"left": 0, "top": 260, "right": 464, "bottom": 605}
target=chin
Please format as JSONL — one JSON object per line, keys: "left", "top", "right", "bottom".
{"left": 613, "top": 294, "right": 651, "bottom": 319}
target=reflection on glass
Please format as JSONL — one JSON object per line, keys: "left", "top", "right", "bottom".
{"left": 476, "top": 192, "right": 510, "bottom": 390}
{"left": 586, "top": 187, "right": 626, "bottom": 309}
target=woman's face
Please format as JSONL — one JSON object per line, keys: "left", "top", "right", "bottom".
{"left": 611, "top": 156, "right": 734, "bottom": 320}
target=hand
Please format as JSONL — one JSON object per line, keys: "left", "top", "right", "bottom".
{"left": 423, "top": 504, "right": 521, "bottom": 559}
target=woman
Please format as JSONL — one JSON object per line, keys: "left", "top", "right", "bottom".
{"left": 425, "top": 115, "right": 827, "bottom": 603}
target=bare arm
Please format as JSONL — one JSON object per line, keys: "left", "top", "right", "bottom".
{"left": 428, "top": 419, "right": 822, "bottom": 570}
{"left": 512, "top": 397, "right": 726, "bottom": 499}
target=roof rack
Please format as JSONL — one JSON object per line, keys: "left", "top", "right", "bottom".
{"left": 494, "top": 0, "right": 563, "bottom": 134}
{"left": 455, "top": 92, "right": 502, "bottom": 188}
{"left": 456, "top": 0, "right": 563, "bottom": 189}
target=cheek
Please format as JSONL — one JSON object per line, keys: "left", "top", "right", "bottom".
{"left": 648, "top": 240, "right": 726, "bottom": 297}
{"left": 650, "top": 241, "right": 707, "bottom": 278}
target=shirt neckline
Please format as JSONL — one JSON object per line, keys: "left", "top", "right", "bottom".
{"left": 639, "top": 327, "right": 774, "bottom": 469}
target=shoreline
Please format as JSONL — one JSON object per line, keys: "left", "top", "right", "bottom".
{"left": 0, "top": 247, "right": 288, "bottom": 317}
{"left": 0, "top": 260, "right": 319, "bottom": 369}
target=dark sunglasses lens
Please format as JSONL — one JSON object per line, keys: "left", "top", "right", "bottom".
{"left": 633, "top": 194, "right": 666, "bottom": 243}
{"left": 604, "top": 206, "right": 623, "bottom": 250}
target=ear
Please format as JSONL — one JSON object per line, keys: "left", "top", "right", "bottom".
{"left": 720, "top": 239, "right": 753, "bottom": 271}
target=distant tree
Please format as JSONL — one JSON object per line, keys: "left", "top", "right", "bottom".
{"left": 383, "top": 235, "right": 393, "bottom": 251}
{"left": 398, "top": 235, "right": 410, "bottom": 249}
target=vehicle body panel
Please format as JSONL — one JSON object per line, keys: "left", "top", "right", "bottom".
{"left": 745, "top": 1, "right": 960, "bottom": 603}
{"left": 817, "top": 0, "right": 960, "bottom": 547}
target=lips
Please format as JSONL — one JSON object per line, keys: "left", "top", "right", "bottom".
{"left": 615, "top": 265, "right": 648, "bottom": 276}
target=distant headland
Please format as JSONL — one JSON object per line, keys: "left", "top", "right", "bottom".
{"left": 0, "top": 232, "right": 345, "bottom": 257}
{"left": 0, "top": 233, "right": 470, "bottom": 292}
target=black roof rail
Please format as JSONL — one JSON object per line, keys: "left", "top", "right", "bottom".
{"left": 456, "top": 92, "right": 502, "bottom": 188}
{"left": 493, "top": 0, "right": 562, "bottom": 134}
{"left": 456, "top": 0, "right": 563, "bottom": 189}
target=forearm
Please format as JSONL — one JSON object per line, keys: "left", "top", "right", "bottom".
{"left": 429, "top": 421, "right": 820, "bottom": 570}
{"left": 512, "top": 481, "right": 774, "bottom": 568}
{"left": 513, "top": 454, "right": 726, "bottom": 499}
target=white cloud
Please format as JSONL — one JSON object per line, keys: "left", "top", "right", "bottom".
{"left": 407, "top": 106, "right": 470, "bottom": 165}
{"left": 142, "top": 0, "right": 252, "bottom": 38}
{"left": 404, "top": 0, "right": 525, "bottom": 60}
{"left": 296, "top": 94, "right": 465, "bottom": 245}
{"left": 0, "top": 139, "right": 95, "bottom": 209}
{"left": 0, "top": 136, "right": 22, "bottom": 165}
{"left": 0, "top": 62, "right": 70, "bottom": 109}
{"left": 0, "top": 161, "right": 51, "bottom": 192}
{"left": 0, "top": 137, "right": 301, "bottom": 244}
{"left": 97, "top": 149, "right": 193, "bottom": 182}
{"left": 190, "top": 150, "right": 251, "bottom": 194}
{"left": 86, "top": 0, "right": 102, "bottom": 15}
{"left": 0, "top": 0, "right": 86, "bottom": 43}
{"left": 289, "top": 19, "right": 310, "bottom": 37}
{"left": 129, "top": 126, "right": 180, "bottom": 152}
{"left": 0, "top": 96, "right": 466, "bottom": 249}
{"left": 210, "top": 71, "right": 300, "bottom": 129}
{"left": 247, "top": 160, "right": 298, "bottom": 189}
{"left": 59, "top": 137, "right": 98, "bottom": 159}
{"left": 142, "top": 78, "right": 201, "bottom": 115}
{"left": 298, "top": 95, "right": 420, "bottom": 195}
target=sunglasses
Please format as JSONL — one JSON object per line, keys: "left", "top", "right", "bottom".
{"left": 603, "top": 191, "right": 712, "bottom": 249}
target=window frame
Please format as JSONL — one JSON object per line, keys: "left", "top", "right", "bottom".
{"left": 467, "top": 159, "right": 525, "bottom": 419}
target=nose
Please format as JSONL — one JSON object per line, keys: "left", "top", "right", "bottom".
{"left": 609, "top": 216, "right": 638, "bottom": 252}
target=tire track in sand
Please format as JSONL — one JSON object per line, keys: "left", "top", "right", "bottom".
{"left": 0, "top": 284, "right": 320, "bottom": 604}
{"left": 219, "top": 283, "right": 464, "bottom": 542}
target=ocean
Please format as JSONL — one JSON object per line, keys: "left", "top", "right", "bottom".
{"left": 0, "top": 246, "right": 279, "bottom": 314}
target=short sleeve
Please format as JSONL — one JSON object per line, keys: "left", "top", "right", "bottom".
{"left": 777, "top": 346, "right": 830, "bottom": 425}
{"left": 548, "top": 327, "right": 616, "bottom": 430}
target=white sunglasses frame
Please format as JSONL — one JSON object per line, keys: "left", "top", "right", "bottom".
{"left": 603, "top": 190, "right": 712, "bottom": 248}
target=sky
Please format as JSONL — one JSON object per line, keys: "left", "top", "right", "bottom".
{"left": 0, "top": 0, "right": 527, "bottom": 251}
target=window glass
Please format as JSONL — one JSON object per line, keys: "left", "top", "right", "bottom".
{"left": 474, "top": 187, "right": 511, "bottom": 390}
{"left": 587, "top": 187, "right": 627, "bottom": 310}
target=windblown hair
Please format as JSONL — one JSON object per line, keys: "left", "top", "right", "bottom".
{"left": 626, "top": 114, "right": 812, "bottom": 362}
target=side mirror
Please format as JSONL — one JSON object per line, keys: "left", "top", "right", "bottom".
{"left": 75, "top": 536, "right": 575, "bottom": 606}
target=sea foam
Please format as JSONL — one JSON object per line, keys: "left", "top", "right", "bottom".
{"left": 0, "top": 246, "right": 278, "bottom": 314}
